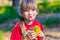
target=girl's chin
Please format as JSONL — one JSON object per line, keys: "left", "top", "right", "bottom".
{"left": 28, "top": 19, "right": 34, "bottom": 21}
{"left": 25, "top": 18, "right": 34, "bottom": 21}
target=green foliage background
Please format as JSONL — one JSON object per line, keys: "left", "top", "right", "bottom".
{"left": 0, "top": 6, "right": 18, "bottom": 24}
{"left": 0, "top": 1, "right": 60, "bottom": 28}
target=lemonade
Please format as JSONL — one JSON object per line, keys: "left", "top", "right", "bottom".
{"left": 34, "top": 25, "right": 41, "bottom": 35}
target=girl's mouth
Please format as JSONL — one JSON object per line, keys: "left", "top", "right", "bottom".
{"left": 29, "top": 16, "right": 32, "bottom": 18}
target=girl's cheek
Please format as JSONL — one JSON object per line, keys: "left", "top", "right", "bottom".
{"left": 32, "top": 11, "right": 38, "bottom": 15}
{"left": 33, "top": 13, "right": 37, "bottom": 17}
{"left": 24, "top": 11, "right": 29, "bottom": 14}
{"left": 23, "top": 12, "right": 28, "bottom": 16}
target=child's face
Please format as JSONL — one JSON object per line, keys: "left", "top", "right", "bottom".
{"left": 22, "top": 9, "right": 38, "bottom": 21}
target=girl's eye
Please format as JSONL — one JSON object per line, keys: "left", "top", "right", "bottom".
{"left": 26, "top": 10, "right": 29, "bottom": 11}
{"left": 24, "top": 9, "right": 29, "bottom": 12}
{"left": 32, "top": 8, "right": 36, "bottom": 11}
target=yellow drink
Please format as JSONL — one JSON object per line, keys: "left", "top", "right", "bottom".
{"left": 34, "top": 25, "right": 41, "bottom": 35}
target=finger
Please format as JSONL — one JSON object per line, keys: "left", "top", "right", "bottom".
{"left": 27, "top": 33, "right": 35, "bottom": 39}
{"left": 27, "top": 31, "right": 37, "bottom": 39}
{"left": 38, "top": 31, "right": 44, "bottom": 37}
{"left": 27, "top": 34, "right": 33, "bottom": 39}
{"left": 30, "top": 31, "right": 37, "bottom": 36}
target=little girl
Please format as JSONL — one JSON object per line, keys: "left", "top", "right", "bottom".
{"left": 10, "top": 0, "right": 45, "bottom": 40}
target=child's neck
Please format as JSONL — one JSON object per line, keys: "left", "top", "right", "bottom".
{"left": 24, "top": 19, "right": 34, "bottom": 25}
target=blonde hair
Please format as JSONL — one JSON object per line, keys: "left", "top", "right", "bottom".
{"left": 20, "top": 0, "right": 38, "bottom": 14}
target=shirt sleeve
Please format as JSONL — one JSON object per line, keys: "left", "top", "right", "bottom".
{"left": 10, "top": 23, "right": 22, "bottom": 40}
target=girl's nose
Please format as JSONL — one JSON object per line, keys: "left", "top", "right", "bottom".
{"left": 29, "top": 10, "right": 32, "bottom": 15}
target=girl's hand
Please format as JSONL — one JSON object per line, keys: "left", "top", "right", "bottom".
{"left": 38, "top": 31, "right": 45, "bottom": 40}
{"left": 27, "top": 30, "right": 37, "bottom": 40}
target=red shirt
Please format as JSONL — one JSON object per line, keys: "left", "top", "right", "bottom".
{"left": 10, "top": 20, "right": 43, "bottom": 40}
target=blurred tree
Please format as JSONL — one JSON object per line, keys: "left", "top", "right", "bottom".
{"left": 12, "top": 0, "right": 20, "bottom": 15}
{"left": 42, "top": 0, "right": 48, "bottom": 13}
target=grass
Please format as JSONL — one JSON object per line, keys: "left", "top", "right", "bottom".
{"left": 0, "top": 31, "right": 11, "bottom": 40}
{"left": 0, "top": 31, "right": 4, "bottom": 40}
